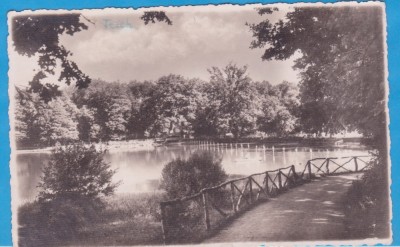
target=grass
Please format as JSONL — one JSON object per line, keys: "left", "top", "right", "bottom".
{"left": 18, "top": 192, "right": 167, "bottom": 247}
{"left": 75, "top": 216, "right": 163, "bottom": 246}
{"left": 343, "top": 156, "right": 391, "bottom": 239}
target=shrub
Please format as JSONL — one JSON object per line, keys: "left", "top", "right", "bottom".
{"left": 159, "top": 151, "right": 228, "bottom": 243}
{"left": 160, "top": 151, "right": 227, "bottom": 199}
{"left": 37, "top": 143, "right": 119, "bottom": 202}
{"left": 344, "top": 155, "right": 390, "bottom": 239}
{"left": 20, "top": 143, "right": 120, "bottom": 246}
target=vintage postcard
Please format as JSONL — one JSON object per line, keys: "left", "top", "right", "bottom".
{"left": 8, "top": 2, "right": 391, "bottom": 246}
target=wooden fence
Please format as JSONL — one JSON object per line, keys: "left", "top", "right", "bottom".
{"left": 159, "top": 155, "right": 371, "bottom": 244}
{"left": 305, "top": 155, "right": 371, "bottom": 175}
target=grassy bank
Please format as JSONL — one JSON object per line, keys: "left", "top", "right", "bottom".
{"left": 18, "top": 192, "right": 166, "bottom": 247}
{"left": 343, "top": 156, "right": 390, "bottom": 239}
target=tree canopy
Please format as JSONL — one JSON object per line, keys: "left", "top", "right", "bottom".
{"left": 12, "top": 6, "right": 386, "bottom": 147}
{"left": 142, "top": 75, "right": 201, "bottom": 137}
{"left": 12, "top": 14, "right": 91, "bottom": 102}
{"left": 15, "top": 64, "right": 300, "bottom": 148}
{"left": 160, "top": 151, "right": 227, "bottom": 198}
{"left": 206, "top": 64, "right": 259, "bottom": 138}
{"left": 11, "top": 11, "right": 172, "bottom": 102}
{"left": 249, "top": 5, "right": 386, "bottom": 141}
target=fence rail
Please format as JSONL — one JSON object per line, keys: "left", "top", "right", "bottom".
{"left": 159, "top": 155, "right": 371, "bottom": 244}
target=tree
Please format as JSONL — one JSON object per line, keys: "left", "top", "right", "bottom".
{"left": 11, "top": 11, "right": 172, "bottom": 102}
{"left": 254, "top": 82, "right": 299, "bottom": 137}
{"left": 76, "top": 106, "right": 99, "bottom": 142}
{"left": 248, "top": 5, "right": 386, "bottom": 142}
{"left": 39, "top": 96, "right": 79, "bottom": 145}
{"left": 141, "top": 11, "right": 172, "bottom": 25}
{"left": 73, "top": 80, "right": 132, "bottom": 141}
{"left": 160, "top": 151, "right": 227, "bottom": 199}
{"left": 192, "top": 81, "right": 220, "bottom": 137}
{"left": 142, "top": 75, "right": 201, "bottom": 137}
{"left": 14, "top": 88, "right": 79, "bottom": 147}
{"left": 23, "top": 144, "right": 119, "bottom": 244}
{"left": 126, "top": 80, "right": 156, "bottom": 138}
{"left": 12, "top": 14, "right": 91, "bottom": 102}
{"left": 273, "top": 81, "right": 300, "bottom": 114}
{"left": 257, "top": 96, "right": 294, "bottom": 136}
{"left": 206, "top": 63, "right": 259, "bottom": 138}
{"left": 14, "top": 88, "right": 42, "bottom": 147}
{"left": 38, "top": 144, "right": 118, "bottom": 202}
{"left": 249, "top": 5, "right": 389, "bottom": 238}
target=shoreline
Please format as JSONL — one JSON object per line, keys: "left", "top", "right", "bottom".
{"left": 15, "top": 139, "right": 156, "bottom": 154}
{"left": 15, "top": 137, "right": 370, "bottom": 154}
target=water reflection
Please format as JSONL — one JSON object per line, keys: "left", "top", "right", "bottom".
{"left": 15, "top": 143, "right": 369, "bottom": 203}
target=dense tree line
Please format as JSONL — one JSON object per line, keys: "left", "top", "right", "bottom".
{"left": 14, "top": 63, "right": 300, "bottom": 148}
{"left": 14, "top": 6, "right": 386, "bottom": 149}
{"left": 248, "top": 5, "right": 386, "bottom": 144}
{"left": 247, "top": 5, "right": 388, "bottom": 238}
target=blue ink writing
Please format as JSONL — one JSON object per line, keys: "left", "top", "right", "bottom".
{"left": 103, "top": 19, "right": 133, "bottom": 29}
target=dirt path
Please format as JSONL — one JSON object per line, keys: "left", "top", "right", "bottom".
{"left": 205, "top": 173, "right": 363, "bottom": 243}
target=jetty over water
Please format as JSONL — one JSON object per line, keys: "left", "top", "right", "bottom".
{"left": 159, "top": 156, "right": 371, "bottom": 244}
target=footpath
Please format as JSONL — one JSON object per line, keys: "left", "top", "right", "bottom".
{"left": 205, "top": 173, "right": 362, "bottom": 243}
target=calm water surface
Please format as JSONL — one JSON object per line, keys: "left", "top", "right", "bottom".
{"left": 15, "top": 143, "right": 369, "bottom": 203}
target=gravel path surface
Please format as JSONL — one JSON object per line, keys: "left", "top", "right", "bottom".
{"left": 204, "top": 173, "right": 363, "bottom": 243}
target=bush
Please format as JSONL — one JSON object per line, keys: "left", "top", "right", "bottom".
{"left": 37, "top": 143, "right": 119, "bottom": 202}
{"left": 19, "top": 197, "right": 104, "bottom": 246}
{"left": 159, "top": 151, "right": 228, "bottom": 243}
{"left": 19, "top": 192, "right": 166, "bottom": 247}
{"left": 344, "top": 155, "right": 390, "bottom": 239}
{"left": 160, "top": 151, "right": 227, "bottom": 199}
{"left": 19, "top": 143, "right": 120, "bottom": 246}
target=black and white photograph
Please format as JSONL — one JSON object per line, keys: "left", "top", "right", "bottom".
{"left": 8, "top": 2, "right": 391, "bottom": 246}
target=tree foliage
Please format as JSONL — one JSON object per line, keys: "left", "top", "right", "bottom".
{"left": 249, "top": 5, "right": 388, "bottom": 238}
{"left": 160, "top": 151, "right": 227, "bottom": 199}
{"left": 141, "top": 11, "right": 172, "bottom": 25}
{"left": 11, "top": 12, "right": 173, "bottom": 102}
{"left": 15, "top": 68, "right": 301, "bottom": 147}
{"left": 249, "top": 5, "right": 386, "bottom": 141}
{"left": 255, "top": 80, "right": 299, "bottom": 136}
{"left": 73, "top": 80, "right": 132, "bottom": 141}
{"left": 19, "top": 144, "right": 119, "bottom": 246}
{"left": 126, "top": 80, "right": 156, "bottom": 138}
{"left": 15, "top": 88, "right": 79, "bottom": 147}
{"left": 206, "top": 63, "right": 259, "bottom": 137}
{"left": 12, "top": 14, "right": 91, "bottom": 102}
{"left": 141, "top": 75, "right": 201, "bottom": 137}
{"left": 37, "top": 144, "right": 118, "bottom": 202}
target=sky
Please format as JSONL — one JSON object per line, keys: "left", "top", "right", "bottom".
{"left": 9, "top": 4, "right": 301, "bottom": 87}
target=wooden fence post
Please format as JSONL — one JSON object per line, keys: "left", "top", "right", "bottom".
{"left": 265, "top": 172, "right": 270, "bottom": 196}
{"left": 354, "top": 157, "right": 359, "bottom": 172}
{"left": 291, "top": 165, "right": 297, "bottom": 184}
{"left": 160, "top": 203, "right": 168, "bottom": 245}
{"left": 202, "top": 191, "right": 211, "bottom": 231}
{"left": 307, "top": 161, "right": 312, "bottom": 180}
{"left": 230, "top": 182, "right": 237, "bottom": 213}
{"left": 326, "top": 158, "right": 330, "bottom": 174}
{"left": 278, "top": 170, "right": 283, "bottom": 190}
{"left": 249, "top": 177, "right": 253, "bottom": 203}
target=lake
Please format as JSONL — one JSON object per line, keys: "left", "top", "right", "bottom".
{"left": 14, "top": 142, "right": 369, "bottom": 203}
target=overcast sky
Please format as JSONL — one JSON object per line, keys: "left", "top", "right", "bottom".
{"left": 9, "top": 4, "right": 301, "bottom": 86}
